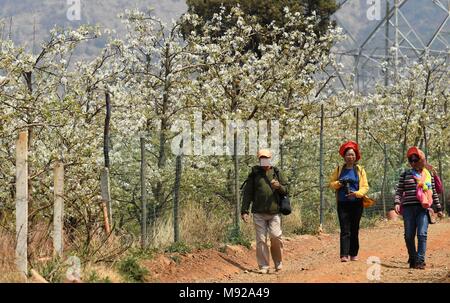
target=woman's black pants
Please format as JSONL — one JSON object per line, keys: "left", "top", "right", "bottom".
{"left": 337, "top": 200, "right": 363, "bottom": 257}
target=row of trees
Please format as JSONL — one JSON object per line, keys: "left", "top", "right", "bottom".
{"left": 1, "top": 5, "right": 449, "bottom": 262}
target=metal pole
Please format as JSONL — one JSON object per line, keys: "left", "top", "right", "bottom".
{"left": 173, "top": 140, "right": 183, "bottom": 243}
{"left": 438, "top": 148, "right": 446, "bottom": 214}
{"left": 355, "top": 107, "right": 359, "bottom": 144}
{"left": 385, "top": 0, "right": 390, "bottom": 86}
{"left": 382, "top": 144, "right": 388, "bottom": 217}
{"left": 140, "top": 136, "right": 148, "bottom": 248}
{"left": 319, "top": 104, "right": 325, "bottom": 231}
{"left": 394, "top": 0, "right": 399, "bottom": 83}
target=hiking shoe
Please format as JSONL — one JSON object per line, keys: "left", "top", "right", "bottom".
{"left": 350, "top": 256, "right": 358, "bottom": 261}
{"left": 408, "top": 257, "right": 417, "bottom": 268}
{"left": 340, "top": 256, "right": 349, "bottom": 262}
{"left": 414, "top": 262, "right": 426, "bottom": 270}
{"left": 257, "top": 268, "right": 269, "bottom": 274}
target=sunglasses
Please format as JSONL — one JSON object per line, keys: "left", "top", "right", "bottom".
{"left": 408, "top": 157, "right": 420, "bottom": 163}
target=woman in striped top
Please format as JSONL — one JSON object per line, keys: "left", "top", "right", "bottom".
{"left": 394, "top": 147, "right": 443, "bottom": 269}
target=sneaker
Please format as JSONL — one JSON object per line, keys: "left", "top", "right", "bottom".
{"left": 340, "top": 256, "right": 349, "bottom": 262}
{"left": 257, "top": 268, "right": 269, "bottom": 274}
{"left": 275, "top": 263, "right": 282, "bottom": 272}
{"left": 350, "top": 256, "right": 358, "bottom": 261}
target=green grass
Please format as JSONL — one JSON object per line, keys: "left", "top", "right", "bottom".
{"left": 195, "top": 242, "right": 215, "bottom": 250}
{"left": 34, "top": 257, "right": 66, "bottom": 283}
{"left": 128, "top": 246, "right": 159, "bottom": 260}
{"left": 165, "top": 241, "right": 192, "bottom": 254}
{"left": 227, "top": 225, "right": 251, "bottom": 249}
{"left": 169, "top": 255, "right": 181, "bottom": 264}
{"left": 85, "top": 271, "right": 112, "bottom": 283}
{"left": 117, "top": 256, "right": 149, "bottom": 283}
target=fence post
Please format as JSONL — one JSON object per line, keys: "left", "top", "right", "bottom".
{"left": 382, "top": 144, "right": 388, "bottom": 217}
{"left": 140, "top": 136, "right": 148, "bottom": 248}
{"left": 319, "top": 104, "right": 325, "bottom": 232}
{"left": 233, "top": 131, "right": 240, "bottom": 232}
{"left": 173, "top": 139, "right": 183, "bottom": 243}
{"left": 15, "top": 131, "right": 28, "bottom": 278}
{"left": 438, "top": 148, "right": 446, "bottom": 214}
{"left": 355, "top": 107, "right": 359, "bottom": 144}
{"left": 53, "top": 161, "right": 64, "bottom": 257}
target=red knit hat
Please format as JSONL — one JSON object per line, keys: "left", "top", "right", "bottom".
{"left": 339, "top": 140, "right": 361, "bottom": 161}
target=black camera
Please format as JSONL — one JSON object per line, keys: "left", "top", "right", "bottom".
{"left": 339, "top": 178, "right": 354, "bottom": 195}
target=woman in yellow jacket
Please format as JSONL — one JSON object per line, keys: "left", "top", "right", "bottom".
{"left": 329, "top": 141, "right": 369, "bottom": 262}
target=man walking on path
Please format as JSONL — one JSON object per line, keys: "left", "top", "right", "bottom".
{"left": 241, "top": 149, "right": 288, "bottom": 274}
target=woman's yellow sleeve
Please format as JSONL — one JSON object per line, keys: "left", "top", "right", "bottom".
{"left": 354, "top": 167, "right": 369, "bottom": 198}
{"left": 329, "top": 167, "right": 341, "bottom": 190}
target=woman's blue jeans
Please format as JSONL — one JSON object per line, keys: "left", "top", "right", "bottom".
{"left": 402, "top": 205, "right": 429, "bottom": 263}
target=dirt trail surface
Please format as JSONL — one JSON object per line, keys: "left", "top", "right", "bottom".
{"left": 143, "top": 219, "right": 450, "bottom": 283}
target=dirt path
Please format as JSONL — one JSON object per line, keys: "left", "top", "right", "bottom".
{"left": 143, "top": 219, "right": 450, "bottom": 283}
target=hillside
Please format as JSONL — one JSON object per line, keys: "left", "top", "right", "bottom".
{"left": 0, "top": 0, "right": 187, "bottom": 56}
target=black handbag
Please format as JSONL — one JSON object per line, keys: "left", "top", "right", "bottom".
{"left": 273, "top": 168, "right": 291, "bottom": 215}
{"left": 278, "top": 194, "right": 292, "bottom": 215}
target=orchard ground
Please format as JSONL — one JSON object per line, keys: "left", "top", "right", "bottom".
{"left": 142, "top": 218, "right": 450, "bottom": 283}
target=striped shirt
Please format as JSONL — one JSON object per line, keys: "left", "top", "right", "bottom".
{"left": 394, "top": 169, "right": 442, "bottom": 211}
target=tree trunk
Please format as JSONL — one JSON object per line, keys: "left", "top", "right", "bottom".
{"left": 100, "top": 168, "right": 112, "bottom": 226}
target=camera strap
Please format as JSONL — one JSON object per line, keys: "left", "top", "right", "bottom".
{"left": 261, "top": 168, "right": 275, "bottom": 193}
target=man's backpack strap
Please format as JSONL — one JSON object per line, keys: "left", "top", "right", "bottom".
{"left": 273, "top": 167, "right": 280, "bottom": 180}
{"left": 240, "top": 167, "right": 257, "bottom": 190}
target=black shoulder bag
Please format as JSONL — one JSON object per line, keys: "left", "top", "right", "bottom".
{"left": 273, "top": 168, "right": 292, "bottom": 215}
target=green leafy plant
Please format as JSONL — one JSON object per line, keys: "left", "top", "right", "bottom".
{"left": 85, "top": 271, "right": 111, "bottom": 283}
{"left": 165, "top": 242, "right": 192, "bottom": 254}
{"left": 227, "top": 226, "right": 251, "bottom": 249}
{"left": 117, "top": 256, "right": 149, "bottom": 283}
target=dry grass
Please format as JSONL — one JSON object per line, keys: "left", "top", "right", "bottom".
{"left": 280, "top": 205, "right": 303, "bottom": 233}
{"left": 146, "top": 201, "right": 237, "bottom": 249}
{"left": 0, "top": 229, "right": 26, "bottom": 282}
{"left": 173, "top": 201, "right": 306, "bottom": 247}
{"left": 180, "top": 202, "right": 233, "bottom": 246}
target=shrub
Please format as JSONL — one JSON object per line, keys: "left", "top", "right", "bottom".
{"left": 117, "top": 256, "right": 148, "bottom": 282}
